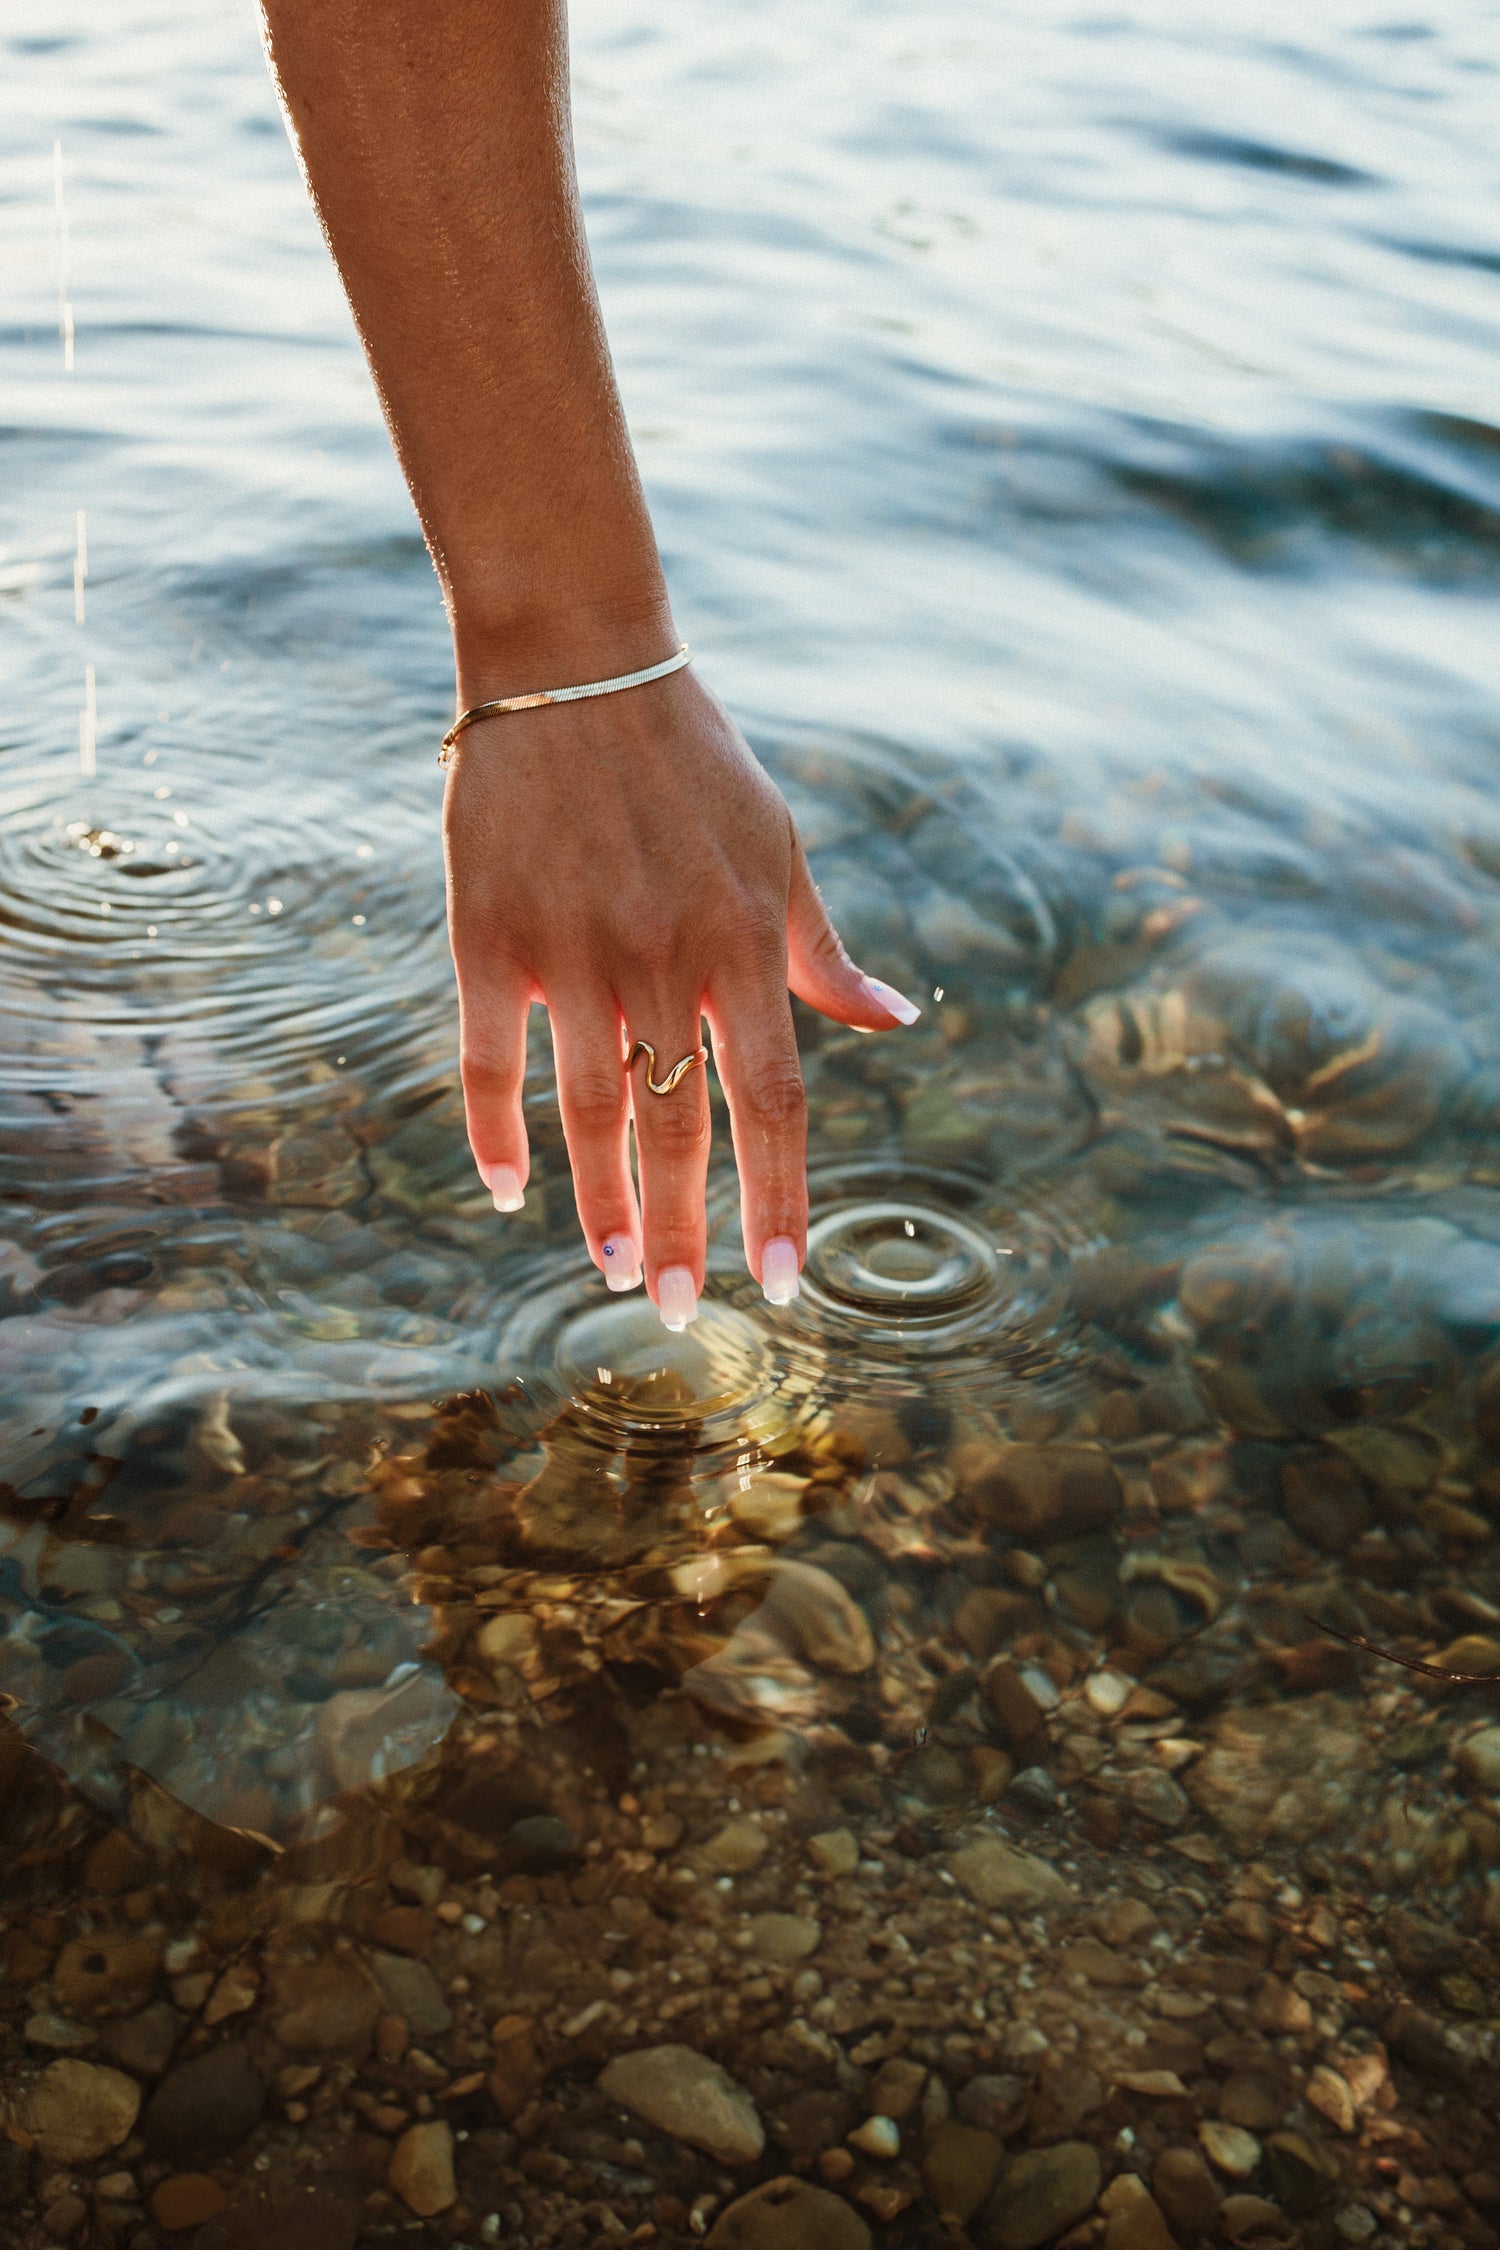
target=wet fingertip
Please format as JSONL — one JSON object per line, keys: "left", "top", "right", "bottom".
{"left": 485, "top": 1163, "right": 525, "bottom": 1212}
{"left": 861, "top": 975, "right": 922, "bottom": 1026}
{"left": 656, "top": 1265, "right": 698, "bottom": 1332}
{"left": 761, "top": 1235, "right": 801, "bottom": 1307}
{"left": 602, "top": 1232, "right": 643, "bottom": 1291}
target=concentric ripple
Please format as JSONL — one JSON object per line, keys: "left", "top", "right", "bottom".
{"left": 496, "top": 1163, "right": 1094, "bottom": 1491}
{"left": 802, "top": 1200, "right": 1006, "bottom": 1331}
{"left": 495, "top": 1273, "right": 801, "bottom": 1482}
{"left": 0, "top": 772, "right": 452, "bottom": 1204}
{"left": 773, "top": 1162, "right": 1087, "bottom": 1387}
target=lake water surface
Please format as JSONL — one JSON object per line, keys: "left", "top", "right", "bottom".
{"left": 3, "top": 2, "right": 1500, "bottom": 2238}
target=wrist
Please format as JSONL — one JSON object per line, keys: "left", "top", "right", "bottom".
{"left": 449, "top": 579, "right": 676, "bottom": 707}
{"left": 449, "top": 598, "right": 679, "bottom": 702}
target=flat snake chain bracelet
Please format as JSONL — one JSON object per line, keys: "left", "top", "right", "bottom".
{"left": 438, "top": 643, "right": 692, "bottom": 764}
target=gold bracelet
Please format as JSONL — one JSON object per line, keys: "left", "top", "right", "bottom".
{"left": 439, "top": 644, "right": 691, "bottom": 764}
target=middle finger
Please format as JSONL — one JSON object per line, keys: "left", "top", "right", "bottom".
{"left": 625, "top": 998, "right": 712, "bottom": 1330}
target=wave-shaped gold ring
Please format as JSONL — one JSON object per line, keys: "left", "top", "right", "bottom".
{"left": 627, "top": 1040, "right": 708, "bottom": 1097}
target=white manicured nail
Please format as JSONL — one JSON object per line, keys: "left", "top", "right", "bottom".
{"left": 657, "top": 1266, "right": 698, "bottom": 1332}
{"left": 486, "top": 1164, "right": 525, "bottom": 1212}
{"left": 602, "top": 1234, "right": 642, "bottom": 1291}
{"left": 862, "top": 976, "right": 921, "bottom": 1025}
{"left": 761, "top": 1236, "right": 800, "bottom": 1306}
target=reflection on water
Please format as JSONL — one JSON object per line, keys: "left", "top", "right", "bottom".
{"left": 4, "top": 0, "right": 1500, "bottom": 2237}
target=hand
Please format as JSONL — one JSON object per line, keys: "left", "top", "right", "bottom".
{"left": 443, "top": 662, "right": 920, "bottom": 1327}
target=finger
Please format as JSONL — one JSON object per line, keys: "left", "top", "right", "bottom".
{"left": 549, "top": 990, "right": 643, "bottom": 1290}
{"left": 625, "top": 1005, "right": 712, "bottom": 1330}
{"left": 786, "top": 832, "right": 922, "bottom": 1030}
{"left": 705, "top": 953, "right": 808, "bottom": 1307}
{"left": 456, "top": 960, "right": 533, "bottom": 1212}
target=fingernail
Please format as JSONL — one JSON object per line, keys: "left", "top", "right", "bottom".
{"left": 656, "top": 1265, "right": 698, "bottom": 1332}
{"left": 863, "top": 976, "right": 921, "bottom": 1026}
{"left": 602, "top": 1233, "right": 642, "bottom": 1291}
{"left": 761, "top": 1236, "right": 801, "bottom": 1307}
{"left": 485, "top": 1163, "right": 525, "bottom": 1213}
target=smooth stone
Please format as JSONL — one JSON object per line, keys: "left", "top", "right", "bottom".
{"left": 808, "top": 1828, "right": 860, "bottom": 1878}
{"left": 388, "top": 2120, "right": 456, "bottom": 2216}
{"left": 761, "top": 1561, "right": 875, "bottom": 1675}
{"left": 963, "top": 1444, "right": 1122, "bottom": 1544}
{"left": 1220, "top": 2193, "right": 1296, "bottom": 2246}
{"left": 1085, "top": 1669, "right": 1131, "bottom": 1717}
{"left": 505, "top": 1813, "right": 578, "bottom": 1872}
{"left": 51, "top": 1933, "right": 161, "bottom": 2019}
{"left": 600, "top": 2044, "right": 764, "bottom": 2166}
{"left": 923, "top": 2121, "right": 1005, "bottom": 2222}
{"left": 748, "top": 1913, "right": 821, "bottom": 1965}
{"left": 847, "top": 2114, "right": 899, "bottom": 2158}
{"left": 142, "top": 2042, "right": 267, "bottom": 2163}
{"left": 1218, "top": 2065, "right": 1291, "bottom": 2131}
{"left": 868, "top": 2057, "right": 927, "bottom": 2123}
{"left": 949, "top": 1836, "right": 1073, "bottom": 1911}
{"left": 700, "top": 1820, "right": 769, "bottom": 1874}
{"left": 956, "top": 2074, "right": 1032, "bottom": 2139}
{"left": 1152, "top": 2146, "right": 1221, "bottom": 2241}
{"left": 1115, "top": 2068, "right": 1187, "bottom": 2099}
{"left": 706, "top": 2175, "right": 871, "bottom": 2250}
{"left": 1099, "top": 2175, "right": 1176, "bottom": 2250}
{"left": 367, "top": 1951, "right": 452, "bottom": 2038}
{"left": 982, "top": 1662, "right": 1052, "bottom": 1754}
{"left": 1199, "top": 2120, "right": 1261, "bottom": 2179}
{"left": 1025, "top": 2062, "right": 1105, "bottom": 2143}
{"left": 1264, "top": 2129, "right": 1339, "bottom": 2215}
{"left": 151, "top": 2174, "right": 231, "bottom": 2231}
{"left": 1060, "top": 1939, "right": 1145, "bottom": 1989}
{"left": 270, "top": 1957, "right": 382, "bottom": 2058}
{"left": 1186, "top": 1697, "right": 1373, "bottom": 1850}
{"left": 983, "top": 2142, "right": 1103, "bottom": 2250}
{"left": 388, "top": 1859, "right": 445, "bottom": 1907}
{"left": 1456, "top": 1726, "right": 1500, "bottom": 1794}
{"left": 24, "top": 2012, "right": 96, "bottom": 2051}
{"left": 1280, "top": 1455, "right": 1371, "bottom": 1556}
{"left": 476, "top": 1611, "right": 537, "bottom": 1673}
{"left": 100, "top": 2002, "right": 183, "bottom": 2080}
{"left": 367, "top": 1907, "right": 433, "bottom": 1956}
{"left": 23, "top": 2059, "right": 141, "bottom": 2163}
{"left": 1306, "top": 2065, "right": 1358, "bottom": 2136}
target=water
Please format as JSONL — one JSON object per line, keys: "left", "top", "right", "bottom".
{"left": 3, "top": 0, "right": 1500, "bottom": 2229}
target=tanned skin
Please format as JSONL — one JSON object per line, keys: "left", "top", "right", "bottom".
{"left": 259, "top": 0, "right": 918, "bottom": 1325}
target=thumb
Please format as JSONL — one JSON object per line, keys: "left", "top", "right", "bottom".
{"left": 786, "top": 833, "right": 922, "bottom": 1031}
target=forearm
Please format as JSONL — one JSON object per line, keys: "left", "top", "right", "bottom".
{"left": 259, "top": 0, "right": 672, "bottom": 691}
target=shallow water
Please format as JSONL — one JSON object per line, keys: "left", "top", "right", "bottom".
{"left": 3, "top": 0, "right": 1500, "bottom": 2222}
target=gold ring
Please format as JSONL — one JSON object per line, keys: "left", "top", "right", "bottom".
{"left": 627, "top": 1040, "right": 708, "bottom": 1097}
